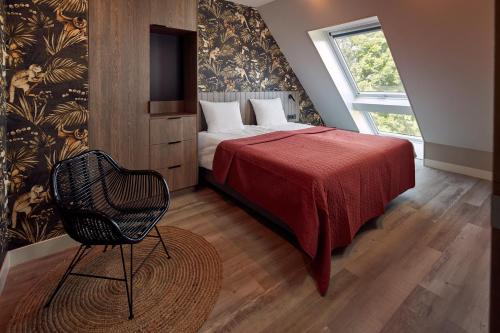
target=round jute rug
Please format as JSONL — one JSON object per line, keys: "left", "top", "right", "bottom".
{"left": 7, "top": 226, "right": 222, "bottom": 333}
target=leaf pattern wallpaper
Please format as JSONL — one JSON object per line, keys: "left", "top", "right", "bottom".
{"left": 5, "top": 0, "right": 88, "bottom": 251}
{"left": 198, "top": 0, "right": 323, "bottom": 125}
{"left": 0, "top": 0, "right": 316, "bottom": 254}
{"left": 0, "top": 0, "right": 8, "bottom": 265}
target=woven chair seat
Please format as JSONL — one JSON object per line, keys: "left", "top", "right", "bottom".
{"left": 111, "top": 208, "right": 165, "bottom": 240}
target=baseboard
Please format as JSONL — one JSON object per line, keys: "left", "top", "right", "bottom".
{"left": 9, "top": 234, "right": 78, "bottom": 268}
{"left": 424, "top": 159, "right": 493, "bottom": 180}
{"left": 0, "top": 235, "right": 79, "bottom": 296}
{"left": 0, "top": 252, "right": 10, "bottom": 297}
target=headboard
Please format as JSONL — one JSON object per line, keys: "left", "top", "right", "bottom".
{"left": 198, "top": 91, "right": 300, "bottom": 131}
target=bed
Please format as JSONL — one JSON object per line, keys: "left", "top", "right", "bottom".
{"left": 198, "top": 92, "right": 415, "bottom": 295}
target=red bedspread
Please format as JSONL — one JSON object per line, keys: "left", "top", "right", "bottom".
{"left": 212, "top": 127, "right": 415, "bottom": 295}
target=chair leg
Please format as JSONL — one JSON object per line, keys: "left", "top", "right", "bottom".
{"left": 120, "top": 245, "right": 134, "bottom": 320}
{"left": 155, "top": 225, "right": 171, "bottom": 259}
{"left": 130, "top": 244, "right": 133, "bottom": 319}
{"left": 45, "top": 244, "right": 87, "bottom": 308}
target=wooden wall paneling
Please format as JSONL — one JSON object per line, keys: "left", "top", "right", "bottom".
{"left": 183, "top": 32, "right": 198, "bottom": 115}
{"left": 240, "top": 92, "right": 246, "bottom": 123}
{"left": 491, "top": 0, "right": 500, "bottom": 329}
{"left": 150, "top": 0, "right": 197, "bottom": 31}
{"left": 89, "top": 0, "right": 150, "bottom": 169}
{"left": 88, "top": 0, "right": 109, "bottom": 158}
{"left": 278, "top": 92, "right": 284, "bottom": 117}
{"left": 250, "top": 92, "right": 258, "bottom": 124}
{"left": 289, "top": 93, "right": 296, "bottom": 120}
{"left": 133, "top": 0, "right": 153, "bottom": 170}
{"left": 198, "top": 92, "right": 206, "bottom": 131}
{"left": 281, "top": 93, "right": 288, "bottom": 118}
{"left": 280, "top": 91, "right": 300, "bottom": 121}
{"left": 492, "top": 228, "right": 500, "bottom": 332}
{"left": 244, "top": 92, "right": 251, "bottom": 124}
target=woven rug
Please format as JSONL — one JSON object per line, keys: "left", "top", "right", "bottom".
{"left": 7, "top": 226, "right": 222, "bottom": 333}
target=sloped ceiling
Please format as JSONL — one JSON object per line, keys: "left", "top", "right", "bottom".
{"left": 259, "top": 0, "right": 494, "bottom": 152}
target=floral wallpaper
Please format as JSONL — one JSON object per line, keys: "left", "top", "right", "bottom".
{"left": 5, "top": 0, "right": 88, "bottom": 251}
{"left": 0, "top": 0, "right": 8, "bottom": 265}
{"left": 198, "top": 0, "right": 323, "bottom": 125}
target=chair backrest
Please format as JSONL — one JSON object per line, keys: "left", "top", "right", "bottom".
{"left": 51, "top": 150, "right": 120, "bottom": 212}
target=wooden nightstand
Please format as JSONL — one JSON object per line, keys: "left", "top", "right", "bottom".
{"left": 150, "top": 114, "right": 197, "bottom": 191}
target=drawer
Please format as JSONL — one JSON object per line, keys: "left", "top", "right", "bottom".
{"left": 181, "top": 116, "right": 196, "bottom": 140}
{"left": 158, "top": 163, "right": 197, "bottom": 191}
{"left": 150, "top": 115, "right": 196, "bottom": 144}
{"left": 150, "top": 141, "right": 183, "bottom": 169}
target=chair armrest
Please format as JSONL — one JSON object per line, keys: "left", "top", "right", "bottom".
{"left": 105, "top": 168, "right": 170, "bottom": 212}
{"left": 60, "top": 209, "right": 128, "bottom": 245}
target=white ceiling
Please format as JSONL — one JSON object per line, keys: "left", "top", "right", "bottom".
{"left": 230, "top": 0, "right": 276, "bottom": 7}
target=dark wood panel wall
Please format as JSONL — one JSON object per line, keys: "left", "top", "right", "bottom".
{"left": 492, "top": 0, "right": 499, "bottom": 330}
{"left": 150, "top": 0, "right": 197, "bottom": 32}
{"left": 89, "top": 0, "right": 197, "bottom": 169}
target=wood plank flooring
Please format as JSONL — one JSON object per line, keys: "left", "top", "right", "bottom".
{"left": 0, "top": 162, "right": 491, "bottom": 332}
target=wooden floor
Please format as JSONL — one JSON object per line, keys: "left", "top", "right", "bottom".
{"left": 0, "top": 162, "right": 491, "bottom": 332}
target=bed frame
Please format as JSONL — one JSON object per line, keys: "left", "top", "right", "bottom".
{"left": 199, "top": 168, "right": 295, "bottom": 238}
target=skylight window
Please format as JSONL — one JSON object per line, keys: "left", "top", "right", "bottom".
{"left": 330, "top": 26, "right": 405, "bottom": 97}
{"left": 307, "top": 17, "right": 424, "bottom": 154}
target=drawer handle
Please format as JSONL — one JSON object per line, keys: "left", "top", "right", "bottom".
{"left": 168, "top": 141, "right": 181, "bottom": 145}
{"left": 168, "top": 117, "right": 181, "bottom": 120}
{"left": 168, "top": 165, "right": 182, "bottom": 169}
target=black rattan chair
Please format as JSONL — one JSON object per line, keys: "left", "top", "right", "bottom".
{"left": 45, "top": 150, "right": 171, "bottom": 319}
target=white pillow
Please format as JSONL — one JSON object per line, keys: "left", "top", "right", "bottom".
{"left": 200, "top": 101, "right": 244, "bottom": 133}
{"left": 250, "top": 98, "right": 288, "bottom": 127}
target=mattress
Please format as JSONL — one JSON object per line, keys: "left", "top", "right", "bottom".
{"left": 198, "top": 122, "right": 312, "bottom": 170}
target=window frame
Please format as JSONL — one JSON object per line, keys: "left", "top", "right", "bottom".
{"left": 366, "top": 111, "right": 422, "bottom": 139}
{"left": 328, "top": 24, "right": 407, "bottom": 99}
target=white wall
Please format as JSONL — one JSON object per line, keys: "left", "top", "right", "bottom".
{"left": 259, "top": 0, "right": 494, "bottom": 153}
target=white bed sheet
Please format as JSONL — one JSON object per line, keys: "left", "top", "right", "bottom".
{"left": 198, "top": 122, "right": 312, "bottom": 170}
